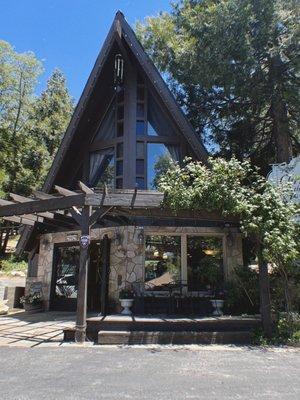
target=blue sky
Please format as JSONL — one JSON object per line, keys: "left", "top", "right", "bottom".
{"left": 1, "top": 0, "right": 171, "bottom": 101}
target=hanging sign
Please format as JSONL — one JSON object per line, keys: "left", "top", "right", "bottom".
{"left": 268, "top": 156, "right": 300, "bottom": 204}
{"left": 80, "top": 235, "right": 90, "bottom": 249}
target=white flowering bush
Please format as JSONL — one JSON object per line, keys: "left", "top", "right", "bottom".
{"left": 20, "top": 291, "right": 43, "bottom": 305}
{"left": 158, "top": 157, "right": 299, "bottom": 267}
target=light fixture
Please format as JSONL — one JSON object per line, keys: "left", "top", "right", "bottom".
{"left": 137, "top": 228, "right": 144, "bottom": 244}
{"left": 153, "top": 250, "right": 159, "bottom": 257}
{"left": 114, "top": 54, "right": 124, "bottom": 88}
{"left": 114, "top": 229, "right": 123, "bottom": 246}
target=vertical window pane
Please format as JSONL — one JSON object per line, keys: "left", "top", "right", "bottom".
{"left": 116, "top": 178, "right": 123, "bottom": 189}
{"left": 117, "top": 122, "right": 123, "bottom": 137}
{"left": 89, "top": 148, "right": 115, "bottom": 189}
{"left": 116, "top": 143, "right": 123, "bottom": 158}
{"left": 136, "top": 121, "right": 145, "bottom": 136}
{"left": 136, "top": 142, "right": 144, "bottom": 158}
{"left": 136, "top": 103, "right": 144, "bottom": 118}
{"left": 136, "top": 159, "right": 144, "bottom": 175}
{"left": 187, "top": 236, "right": 223, "bottom": 292}
{"left": 116, "top": 160, "right": 123, "bottom": 176}
{"left": 145, "top": 235, "right": 181, "bottom": 291}
{"left": 137, "top": 86, "right": 145, "bottom": 101}
{"left": 117, "top": 106, "right": 124, "bottom": 120}
{"left": 147, "top": 143, "right": 178, "bottom": 189}
{"left": 136, "top": 177, "right": 145, "bottom": 189}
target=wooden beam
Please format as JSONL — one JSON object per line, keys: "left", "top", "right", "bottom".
{"left": 89, "top": 206, "right": 114, "bottom": 227}
{"left": 78, "top": 181, "right": 94, "bottom": 194}
{"left": 2, "top": 216, "right": 35, "bottom": 226}
{"left": 33, "top": 191, "right": 56, "bottom": 200}
{"left": 0, "top": 199, "right": 44, "bottom": 223}
{"left": 54, "top": 185, "right": 77, "bottom": 196}
{"left": 10, "top": 194, "right": 55, "bottom": 219}
{"left": 85, "top": 191, "right": 164, "bottom": 207}
{"left": 0, "top": 194, "right": 85, "bottom": 218}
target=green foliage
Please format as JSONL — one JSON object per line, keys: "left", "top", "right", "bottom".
{"left": 30, "top": 69, "right": 74, "bottom": 158}
{"left": 0, "top": 254, "right": 27, "bottom": 273}
{"left": 0, "top": 42, "right": 73, "bottom": 197}
{"left": 137, "top": 0, "right": 300, "bottom": 168}
{"left": 224, "top": 267, "right": 260, "bottom": 315}
{"left": 252, "top": 313, "right": 300, "bottom": 345}
{"left": 158, "top": 157, "right": 299, "bottom": 267}
{"left": 0, "top": 40, "right": 44, "bottom": 195}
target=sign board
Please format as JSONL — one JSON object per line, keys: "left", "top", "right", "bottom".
{"left": 268, "top": 156, "right": 300, "bottom": 204}
{"left": 80, "top": 235, "right": 90, "bottom": 249}
{"left": 29, "top": 281, "right": 43, "bottom": 294}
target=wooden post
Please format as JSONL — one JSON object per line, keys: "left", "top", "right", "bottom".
{"left": 100, "top": 234, "right": 110, "bottom": 316}
{"left": 258, "top": 247, "right": 273, "bottom": 338}
{"left": 75, "top": 205, "right": 91, "bottom": 343}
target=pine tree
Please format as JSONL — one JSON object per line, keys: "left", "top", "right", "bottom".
{"left": 137, "top": 0, "right": 300, "bottom": 171}
{"left": 31, "top": 69, "right": 74, "bottom": 161}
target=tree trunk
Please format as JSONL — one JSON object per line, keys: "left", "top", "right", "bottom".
{"left": 257, "top": 247, "right": 273, "bottom": 338}
{"left": 271, "top": 95, "right": 293, "bottom": 163}
{"left": 269, "top": 55, "right": 293, "bottom": 163}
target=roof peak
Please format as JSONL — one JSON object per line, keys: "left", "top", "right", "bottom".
{"left": 115, "top": 10, "right": 125, "bottom": 19}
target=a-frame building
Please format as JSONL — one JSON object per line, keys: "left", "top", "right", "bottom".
{"left": 16, "top": 12, "right": 243, "bottom": 322}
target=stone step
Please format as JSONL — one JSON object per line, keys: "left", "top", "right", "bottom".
{"left": 97, "top": 330, "right": 252, "bottom": 345}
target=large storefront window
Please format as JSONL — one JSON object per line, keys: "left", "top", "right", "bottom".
{"left": 145, "top": 235, "right": 181, "bottom": 291}
{"left": 54, "top": 246, "right": 80, "bottom": 300}
{"left": 187, "top": 236, "right": 223, "bottom": 291}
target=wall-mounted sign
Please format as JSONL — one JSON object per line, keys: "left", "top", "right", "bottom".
{"left": 29, "top": 281, "right": 43, "bottom": 294}
{"left": 80, "top": 235, "right": 90, "bottom": 249}
{"left": 268, "top": 156, "right": 300, "bottom": 204}
{"left": 66, "top": 234, "right": 78, "bottom": 242}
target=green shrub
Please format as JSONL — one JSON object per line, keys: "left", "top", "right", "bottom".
{"left": 224, "top": 266, "right": 260, "bottom": 315}
{"left": 0, "top": 255, "right": 27, "bottom": 273}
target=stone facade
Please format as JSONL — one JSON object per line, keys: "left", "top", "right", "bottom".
{"left": 26, "top": 225, "right": 243, "bottom": 311}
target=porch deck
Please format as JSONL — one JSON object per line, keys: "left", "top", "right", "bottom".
{"left": 64, "top": 314, "right": 261, "bottom": 345}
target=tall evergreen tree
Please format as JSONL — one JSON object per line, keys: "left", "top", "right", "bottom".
{"left": 31, "top": 69, "right": 74, "bottom": 160}
{"left": 137, "top": 0, "right": 300, "bottom": 171}
{"left": 0, "top": 40, "right": 45, "bottom": 196}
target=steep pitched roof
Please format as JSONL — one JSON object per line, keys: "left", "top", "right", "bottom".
{"left": 17, "top": 11, "right": 208, "bottom": 254}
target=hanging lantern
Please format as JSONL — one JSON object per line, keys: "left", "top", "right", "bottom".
{"left": 114, "top": 54, "right": 124, "bottom": 87}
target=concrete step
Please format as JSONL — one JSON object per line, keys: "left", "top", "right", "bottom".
{"left": 97, "top": 330, "right": 252, "bottom": 345}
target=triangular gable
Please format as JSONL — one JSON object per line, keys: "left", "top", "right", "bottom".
{"left": 17, "top": 11, "right": 208, "bottom": 254}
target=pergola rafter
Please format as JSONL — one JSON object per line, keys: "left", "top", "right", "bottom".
{"left": 0, "top": 181, "right": 164, "bottom": 343}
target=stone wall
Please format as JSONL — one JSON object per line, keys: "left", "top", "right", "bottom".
{"left": 25, "top": 225, "right": 243, "bottom": 311}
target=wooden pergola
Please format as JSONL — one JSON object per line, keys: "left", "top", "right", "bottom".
{"left": 0, "top": 182, "right": 164, "bottom": 342}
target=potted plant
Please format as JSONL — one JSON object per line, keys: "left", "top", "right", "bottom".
{"left": 119, "top": 288, "right": 134, "bottom": 315}
{"left": 20, "top": 291, "right": 43, "bottom": 313}
{"left": 197, "top": 257, "right": 225, "bottom": 316}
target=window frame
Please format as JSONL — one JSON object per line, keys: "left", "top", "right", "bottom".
{"left": 143, "top": 232, "right": 226, "bottom": 296}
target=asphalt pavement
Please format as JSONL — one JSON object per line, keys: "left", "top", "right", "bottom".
{"left": 0, "top": 345, "right": 299, "bottom": 400}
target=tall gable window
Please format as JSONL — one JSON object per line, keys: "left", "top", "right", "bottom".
{"left": 89, "top": 87, "right": 124, "bottom": 189}
{"left": 135, "top": 76, "right": 181, "bottom": 189}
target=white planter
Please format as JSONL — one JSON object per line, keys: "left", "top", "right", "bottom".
{"left": 210, "top": 299, "right": 224, "bottom": 316}
{"left": 120, "top": 298, "right": 134, "bottom": 315}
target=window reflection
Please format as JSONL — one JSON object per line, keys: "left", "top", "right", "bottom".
{"left": 89, "top": 148, "right": 115, "bottom": 189}
{"left": 55, "top": 246, "right": 79, "bottom": 299}
{"left": 187, "top": 236, "right": 223, "bottom": 291}
{"left": 147, "top": 143, "right": 179, "bottom": 189}
{"left": 145, "top": 235, "right": 181, "bottom": 291}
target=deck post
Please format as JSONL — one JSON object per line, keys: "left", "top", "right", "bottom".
{"left": 258, "top": 250, "right": 272, "bottom": 338}
{"left": 75, "top": 205, "right": 91, "bottom": 343}
{"left": 100, "top": 234, "right": 110, "bottom": 316}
